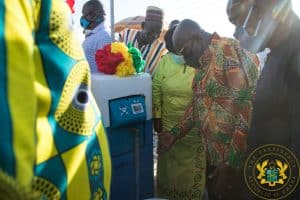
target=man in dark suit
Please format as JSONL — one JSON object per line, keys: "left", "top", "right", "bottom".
{"left": 227, "top": 0, "right": 300, "bottom": 199}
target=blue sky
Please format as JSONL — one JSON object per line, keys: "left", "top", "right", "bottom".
{"left": 73, "top": 0, "right": 300, "bottom": 41}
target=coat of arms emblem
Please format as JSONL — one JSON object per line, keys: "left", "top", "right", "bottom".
{"left": 244, "top": 144, "right": 300, "bottom": 200}
{"left": 256, "top": 160, "right": 288, "bottom": 186}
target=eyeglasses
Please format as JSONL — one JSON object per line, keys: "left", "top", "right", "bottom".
{"left": 177, "top": 47, "right": 185, "bottom": 56}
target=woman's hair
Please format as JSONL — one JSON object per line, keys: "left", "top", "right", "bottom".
{"left": 164, "top": 26, "right": 177, "bottom": 53}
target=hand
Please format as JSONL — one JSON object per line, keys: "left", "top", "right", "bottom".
{"left": 206, "top": 163, "right": 242, "bottom": 200}
{"left": 157, "top": 131, "right": 177, "bottom": 154}
{"left": 232, "top": 130, "right": 247, "bottom": 152}
{"left": 154, "top": 118, "right": 162, "bottom": 133}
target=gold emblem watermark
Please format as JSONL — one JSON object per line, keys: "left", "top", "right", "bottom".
{"left": 244, "top": 144, "right": 300, "bottom": 200}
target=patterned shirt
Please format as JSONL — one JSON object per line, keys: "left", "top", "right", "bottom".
{"left": 82, "top": 22, "right": 112, "bottom": 73}
{"left": 119, "top": 28, "right": 167, "bottom": 76}
{"left": 171, "top": 33, "right": 260, "bottom": 168}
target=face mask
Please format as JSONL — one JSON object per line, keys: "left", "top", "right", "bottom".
{"left": 234, "top": 5, "right": 279, "bottom": 53}
{"left": 172, "top": 54, "right": 185, "bottom": 65}
{"left": 80, "top": 17, "right": 91, "bottom": 29}
{"left": 234, "top": 24, "right": 262, "bottom": 53}
{"left": 234, "top": 6, "right": 263, "bottom": 52}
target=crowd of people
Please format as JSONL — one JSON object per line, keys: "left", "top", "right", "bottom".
{"left": 0, "top": 0, "right": 299, "bottom": 199}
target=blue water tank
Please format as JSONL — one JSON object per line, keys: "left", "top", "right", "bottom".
{"left": 108, "top": 95, "right": 153, "bottom": 200}
{"left": 91, "top": 73, "right": 154, "bottom": 200}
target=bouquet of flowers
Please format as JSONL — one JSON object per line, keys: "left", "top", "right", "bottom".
{"left": 95, "top": 42, "right": 145, "bottom": 77}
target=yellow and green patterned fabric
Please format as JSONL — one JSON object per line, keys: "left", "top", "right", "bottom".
{"left": 153, "top": 53, "right": 206, "bottom": 199}
{"left": 0, "top": 0, "right": 111, "bottom": 199}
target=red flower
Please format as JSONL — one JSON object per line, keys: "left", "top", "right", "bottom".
{"left": 95, "top": 45, "right": 125, "bottom": 74}
{"left": 66, "top": 0, "right": 75, "bottom": 13}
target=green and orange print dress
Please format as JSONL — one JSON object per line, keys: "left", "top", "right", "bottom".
{"left": 172, "top": 33, "right": 260, "bottom": 168}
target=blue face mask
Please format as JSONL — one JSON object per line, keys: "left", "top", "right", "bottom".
{"left": 80, "top": 17, "right": 91, "bottom": 29}
{"left": 172, "top": 54, "right": 185, "bottom": 65}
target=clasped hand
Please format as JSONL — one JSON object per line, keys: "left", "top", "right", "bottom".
{"left": 157, "top": 131, "right": 177, "bottom": 154}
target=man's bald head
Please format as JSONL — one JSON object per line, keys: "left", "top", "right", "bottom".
{"left": 226, "top": 0, "right": 254, "bottom": 25}
{"left": 172, "top": 19, "right": 211, "bottom": 68}
{"left": 172, "top": 19, "right": 203, "bottom": 54}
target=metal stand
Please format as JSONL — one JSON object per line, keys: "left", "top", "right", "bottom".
{"left": 131, "top": 128, "right": 140, "bottom": 200}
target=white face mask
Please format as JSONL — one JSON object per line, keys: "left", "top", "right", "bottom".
{"left": 234, "top": 5, "right": 278, "bottom": 53}
{"left": 234, "top": 6, "right": 262, "bottom": 52}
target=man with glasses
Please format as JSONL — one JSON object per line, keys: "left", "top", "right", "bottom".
{"left": 158, "top": 19, "right": 260, "bottom": 200}
{"left": 119, "top": 6, "right": 167, "bottom": 76}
